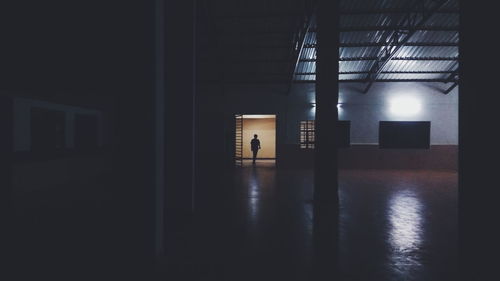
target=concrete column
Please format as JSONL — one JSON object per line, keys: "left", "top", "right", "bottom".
{"left": 164, "top": 0, "right": 196, "bottom": 229}
{"left": 0, "top": 96, "right": 13, "bottom": 215}
{"left": 459, "top": 2, "right": 500, "bottom": 280}
{"left": 0, "top": 96, "right": 13, "bottom": 273}
{"left": 313, "top": 0, "right": 340, "bottom": 279}
{"left": 154, "top": 0, "right": 166, "bottom": 257}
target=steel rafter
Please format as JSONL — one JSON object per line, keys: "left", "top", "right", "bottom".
{"left": 363, "top": 0, "right": 452, "bottom": 93}
{"left": 339, "top": 56, "right": 457, "bottom": 61}
{"left": 227, "top": 57, "right": 457, "bottom": 64}
{"left": 336, "top": 42, "right": 458, "bottom": 47}
{"left": 222, "top": 70, "right": 456, "bottom": 76}
{"left": 223, "top": 42, "right": 458, "bottom": 50}
{"left": 219, "top": 25, "right": 458, "bottom": 36}
{"left": 443, "top": 69, "right": 459, "bottom": 94}
{"left": 295, "top": 70, "right": 456, "bottom": 75}
{"left": 339, "top": 8, "right": 458, "bottom": 15}
{"left": 287, "top": 9, "right": 316, "bottom": 94}
{"left": 200, "top": 78, "right": 454, "bottom": 84}
{"left": 315, "top": 26, "right": 458, "bottom": 32}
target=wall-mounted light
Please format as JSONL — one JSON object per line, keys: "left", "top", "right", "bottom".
{"left": 389, "top": 97, "right": 421, "bottom": 116}
{"left": 309, "top": 102, "right": 342, "bottom": 108}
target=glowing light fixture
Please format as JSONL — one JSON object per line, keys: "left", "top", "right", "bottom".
{"left": 309, "top": 102, "right": 342, "bottom": 108}
{"left": 389, "top": 97, "right": 421, "bottom": 116}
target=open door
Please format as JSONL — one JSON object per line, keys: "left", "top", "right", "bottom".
{"left": 234, "top": 114, "right": 277, "bottom": 167}
{"left": 234, "top": 114, "right": 243, "bottom": 167}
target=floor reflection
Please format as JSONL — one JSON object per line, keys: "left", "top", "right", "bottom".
{"left": 248, "top": 167, "right": 260, "bottom": 226}
{"left": 186, "top": 168, "right": 457, "bottom": 281}
{"left": 388, "top": 189, "right": 424, "bottom": 274}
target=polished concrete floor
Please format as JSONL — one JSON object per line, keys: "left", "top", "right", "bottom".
{"left": 7, "top": 161, "right": 457, "bottom": 280}
{"left": 167, "top": 162, "right": 458, "bottom": 281}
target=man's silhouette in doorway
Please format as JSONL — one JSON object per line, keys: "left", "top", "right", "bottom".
{"left": 251, "top": 134, "right": 261, "bottom": 165}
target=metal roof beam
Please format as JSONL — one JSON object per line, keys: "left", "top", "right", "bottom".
{"left": 222, "top": 70, "right": 457, "bottom": 76}
{"left": 338, "top": 42, "right": 458, "bottom": 47}
{"left": 296, "top": 70, "right": 457, "bottom": 75}
{"left": 288, "top": 10, "right": 315, "bottom": 94}
{"left": 322, "top": 26, "right": 458, "bottom": 32}
{"left": 223, "top": 42, "right": 458, "bottom": 49}
{"left": 293, "top": 78, "right": 453, "bottom": 83}
{"left": 363, "top": 0, "right": 452, "bottom": 93}
{"left": 339, "top": 8, "right": 458, "bottom": 15}
{"left": 443, "top": 69, "right": 459, "bottom": 94}
{"left": 215, "top": 57, "right": 458, "bottom": 64}
{"left": 219, "top": 26, "right": 458, "bottom": 36}
{"left": 200, "top": 79, "right": 455, "bottom": 84}
{"left": 444, "top": 81, "right": 458, "bottom": 94}
{"left": 306, "top": 42, "right": 458, "bottom": 48}
{"left": 339, "top": 56, "right": 457, "bottom": 61}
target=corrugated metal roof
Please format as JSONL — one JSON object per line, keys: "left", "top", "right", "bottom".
{"left": 396, "top": 46, "right": 458, "bottom": 58}
{"left": 206, "top": 0, "right": 459, "bottom": 83}
{"left": 383, "top": 60, "right": 458, "bottom": 72}
{"left": 295, "top": 0, "right": 459, "bottom": 82}
{"left": 339, "top": 47, "right": 380, "bottom": 58}
{"left": 340, "top": 61, "right": 374, "bottom": 72}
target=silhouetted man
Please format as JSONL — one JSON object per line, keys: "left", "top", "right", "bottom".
{"left": 251, "top": 134, "right": 261, "bottom": 164}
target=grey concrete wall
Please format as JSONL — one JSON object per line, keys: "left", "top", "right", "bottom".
{"left": 13, "top": 97, "right": 106, "bottom": 151}
{"left": 339, "top": 82, "right": 458, "bottom": 145}
{"left": 222, "top": 82, "right": 458, "bottom": 146}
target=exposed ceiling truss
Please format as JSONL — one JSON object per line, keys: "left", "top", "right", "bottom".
{"left": 204, "top": 0, "right": 460, "bottom": 94}
{"left": 362, "top": 0, "right": 453, "bottom": 93}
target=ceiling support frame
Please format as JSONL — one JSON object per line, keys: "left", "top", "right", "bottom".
{"left": 286, "top": 7, "right": 316, "bottom": 95}
{"left": 363, "top": 0, "right": 451, "bottom": 93}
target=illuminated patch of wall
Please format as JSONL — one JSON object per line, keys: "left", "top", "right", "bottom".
{"left": 389, "top": 96, "right": 422, "bottom": 117}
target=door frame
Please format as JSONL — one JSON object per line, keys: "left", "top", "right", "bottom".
{"left": 231, "top": 112, "right": 280, "bottom": 167}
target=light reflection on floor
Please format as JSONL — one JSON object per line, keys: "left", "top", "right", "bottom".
{"left": 187, "top": 168, "right": 457, "bottom": 281}
{"left": 388, "top": 189, "right": 424, "bottom": 274}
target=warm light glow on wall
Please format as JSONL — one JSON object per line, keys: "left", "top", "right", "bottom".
{"left": 389, "top": 97, "right": 421, "bottom": 116}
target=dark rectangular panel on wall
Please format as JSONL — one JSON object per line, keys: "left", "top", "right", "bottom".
{"left": 379, "top": 121, "right": 430, "bottom": 149}
{"left": 30, "top": 107, "right": 66, "bottom": 154}
{"left": 337, "top": 120, "right": 351, "bottom": 148}
{"left": 75, "top": 114, "right": 99, "bottom": 151}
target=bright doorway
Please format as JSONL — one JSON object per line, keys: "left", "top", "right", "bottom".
{"left": 234, "top": 114, "right": 276, "bottom": 166}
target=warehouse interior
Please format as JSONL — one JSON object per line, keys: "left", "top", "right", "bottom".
{"left": 1, "top": 0, "right": 499, "bottom": 281}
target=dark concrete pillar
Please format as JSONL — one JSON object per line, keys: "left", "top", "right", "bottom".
{"left": 107, "top": 2, "right": 157, "bottom": 276}
{"left": 164, "top": 0, "right": 196, "bottom": 243}
{"left": 313, "top": 0, "right": 340, "bottom": 280}
{"left": 0, "top": 96, "right": 13, "bottom": 209}
{"left": 0, "top": 96, "right": 13, "bottom": 260}
{"left": 459, "top": 2, "right": 500, "bottom": 280}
